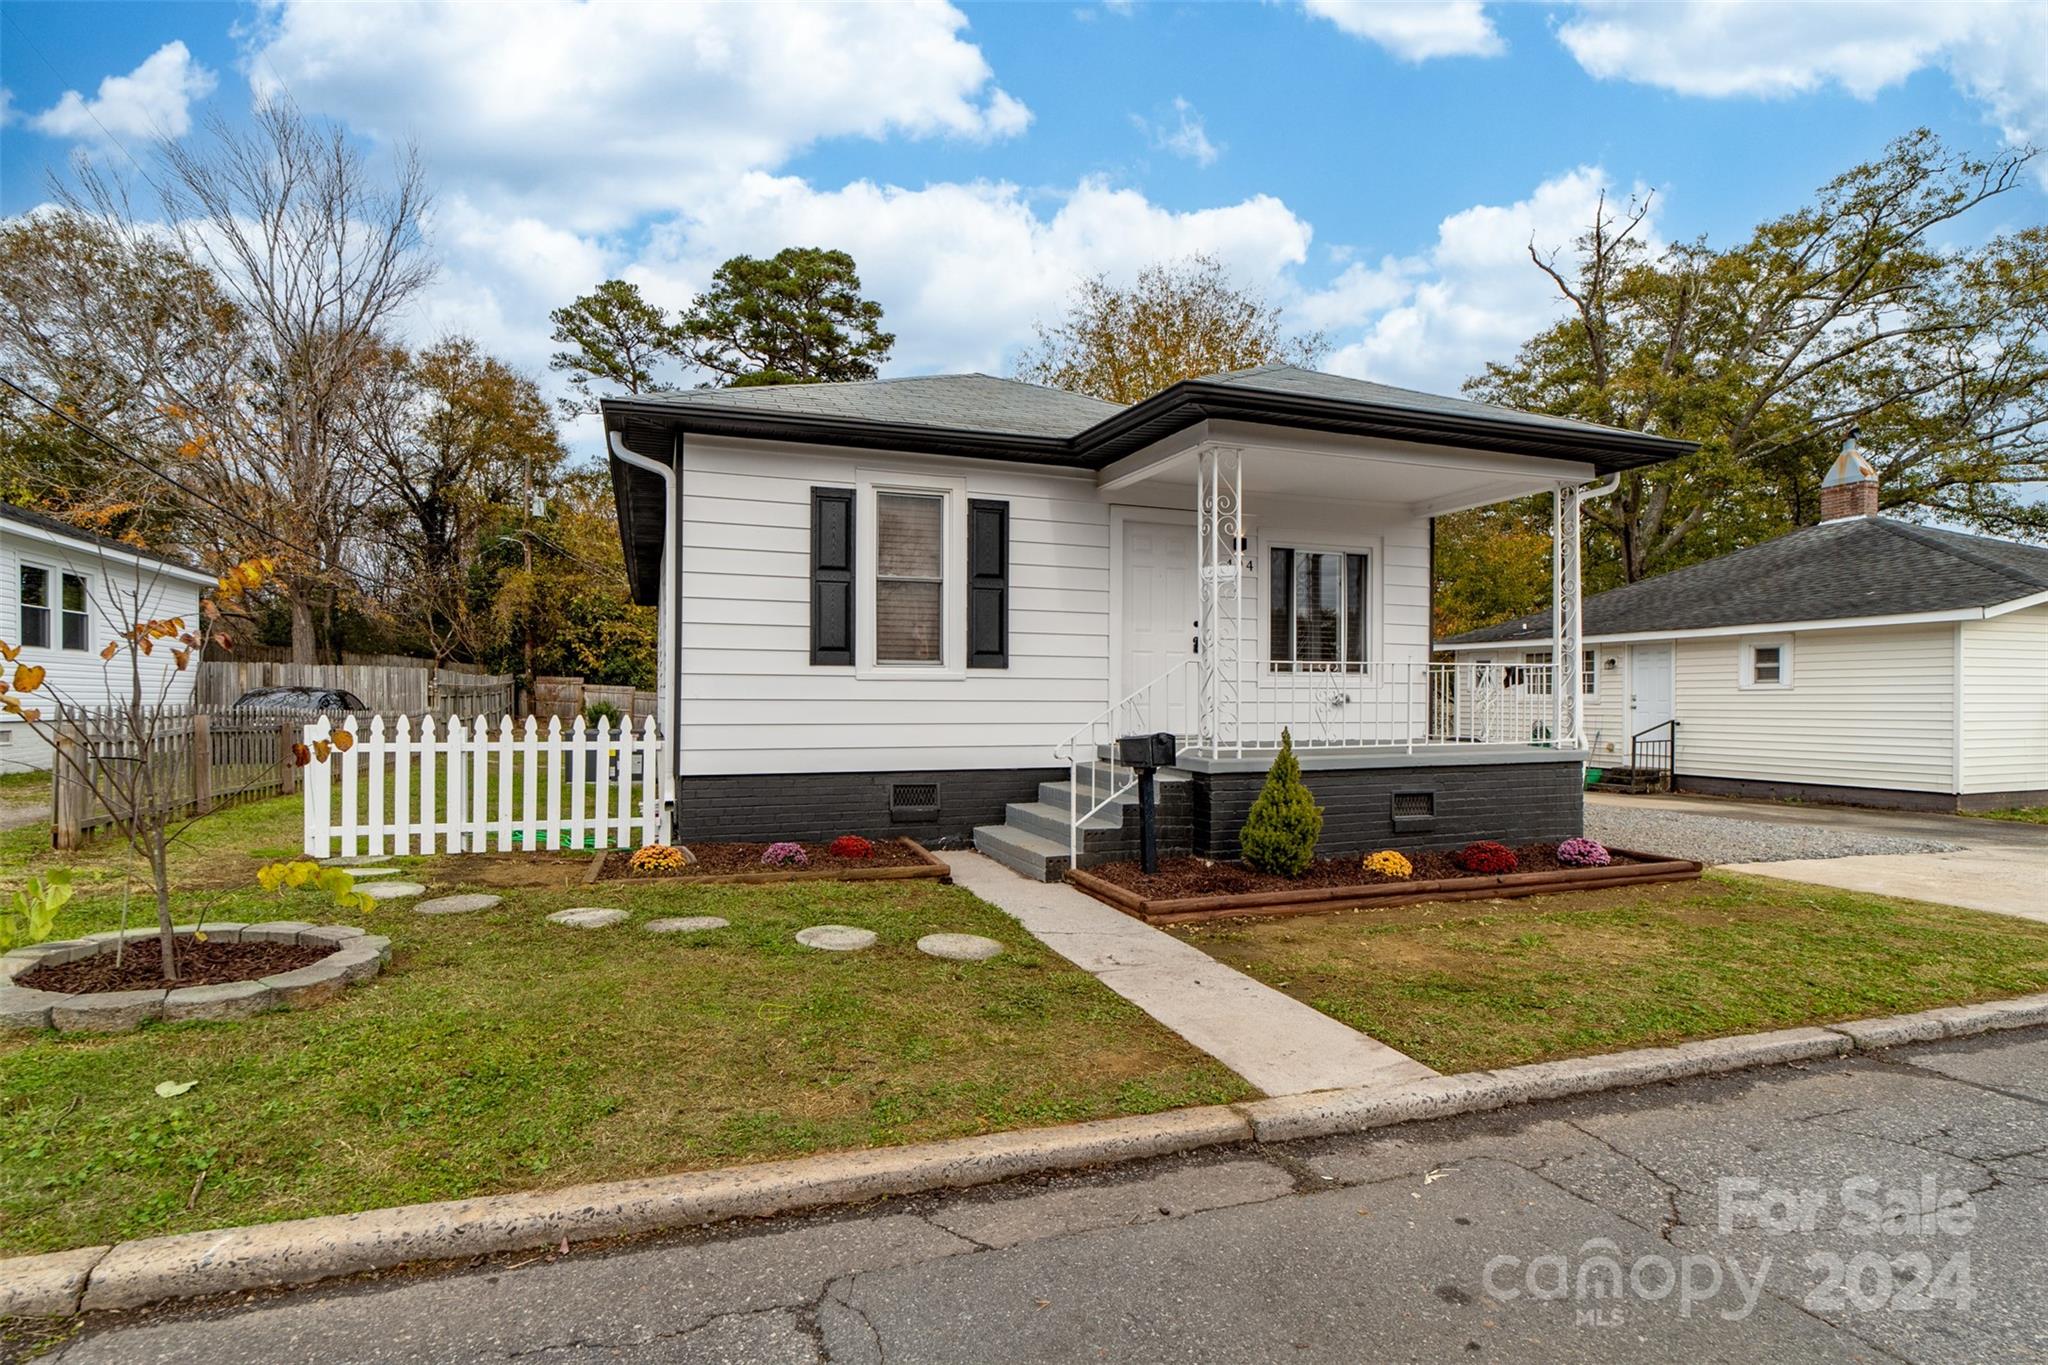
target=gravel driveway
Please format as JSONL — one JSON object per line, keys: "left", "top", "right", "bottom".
{"left": 1585, "top": 803, "right": 1964, "bottom": 865}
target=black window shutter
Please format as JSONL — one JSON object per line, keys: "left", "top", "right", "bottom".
{"left": 1269, "top": 546, "right": 1293, "bottom": 667}
{"left": 811, "top": 487, "right": 855, "bottom": 666}
{"left": 967, "top": 499, "right": 1009, "bottom": 669}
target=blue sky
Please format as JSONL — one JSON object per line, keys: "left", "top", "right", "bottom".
{"left": 3, "top": 1, "right": 2043, "bottom": 448}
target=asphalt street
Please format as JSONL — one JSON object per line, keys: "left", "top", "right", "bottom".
{"left": 30, "top": 1028, "right": 2048, "bottom": 1364}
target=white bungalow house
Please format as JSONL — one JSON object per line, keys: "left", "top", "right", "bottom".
{"left": 0, "top": 504, "right": 216, "bottom": 774}
{"left": 1440, "top": 444, "right": 2048, "bottom": 813}
{"left": 604, "top": 365, "right": 1695, "bottom": 879}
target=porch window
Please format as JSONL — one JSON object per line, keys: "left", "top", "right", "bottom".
{"left": 61, "top": 572, "right": 89, "bottom": 651}
{"left": 18, "top": 565, "right": 49, "bottom": 648}
{"left": 1521, "top": 648, "right": 1596, "bottom": 695}
{"left": 875, "top": 491, "right": 944, "bottom": 665}
{"left": 1268, "top": 547, "right": 1367, "bottom": 672}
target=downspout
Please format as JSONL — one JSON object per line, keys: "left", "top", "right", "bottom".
{"left": 609, "top": 429, "right": 683, "bottom": 842}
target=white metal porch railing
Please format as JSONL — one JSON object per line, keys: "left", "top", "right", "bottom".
{"left": 1052, "top": 661, "right": 1563, "bottom": 864}
{"left": 302, "top": 713, "right": 666, "bottom": 858}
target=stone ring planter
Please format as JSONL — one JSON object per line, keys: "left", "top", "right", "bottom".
{"left": 1066, "top": 848, "right": 1704, "bottom": 926}
{"left": 0, "top": 924, "right": 392, "bottom": 1034}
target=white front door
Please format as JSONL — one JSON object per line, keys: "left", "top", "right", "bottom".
{"left": 1120, "top": 519, "right": 1199, "bottom": 736}
{"left": 1631, "top": 642, "right": 1674, "bottom": 733}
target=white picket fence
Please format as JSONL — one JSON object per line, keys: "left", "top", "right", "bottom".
{"left": 301, "top": 713, "right": 666, "bottom": 858}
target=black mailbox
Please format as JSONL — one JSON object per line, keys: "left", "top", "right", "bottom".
{"left": 1118, "top": 732, "right": 1178, "bottom": 770}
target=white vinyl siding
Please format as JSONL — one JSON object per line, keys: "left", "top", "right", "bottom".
{"left": 1667, "top": 624, "right": 1957, "bottom": 793}
{"left": 1581, "top": 645, "right": 1630, "bottom": 759}
{"left": 0, "top": 526, "right": 205, "bottom": 773}
{"left": 1958, "top": 605, "right": 2048, "bottom": 796}
{"left": 674, "top": 436, "right": 1437, "bottom": 775}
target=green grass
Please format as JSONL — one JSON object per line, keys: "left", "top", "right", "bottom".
{"left": 0, "top": 795, "right": 1249, "bottom": 1256}
{"left": 1968, "top": 806, "right": 2048, "bottom": 825}
{"left": 0, "top": 770, "right": 49, "bottom": 796}
{"left": 1172, "top": 874, "right": 2048, "bottom": 1075}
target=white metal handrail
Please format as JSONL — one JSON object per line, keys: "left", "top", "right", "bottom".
{"left": 1054, "top": 658, "right": 1200, "bottom": 867}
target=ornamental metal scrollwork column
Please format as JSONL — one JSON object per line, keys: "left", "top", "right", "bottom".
{"left": 1197, "top": 446, "right": 1245, "bottom": 756}
{"left": 1553, "top": 481, "right": 1584, "bottom": 750}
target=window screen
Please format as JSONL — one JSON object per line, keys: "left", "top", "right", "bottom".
{"left": 876, "top": 492, "right": 943, "bottom": 665}
{"left": 18, "top": 566, "right": 49, "bottom": 649}
{"left": 1752, "top": 645, "right": 1782, "bottom": 684}
{"left": 60, "top": 573, "right": 87, "bottom": 651}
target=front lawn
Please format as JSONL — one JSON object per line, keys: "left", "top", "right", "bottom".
{"left": 1173, "top": 874, "right": 2048, "bottom": 1074}
{"left": 0, "top": 795, "right": 1249, "bottom": 1257}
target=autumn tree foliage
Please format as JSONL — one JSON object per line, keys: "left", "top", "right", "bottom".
{"left": 1016, "top": 254, "right": 1327, "bottom": 404}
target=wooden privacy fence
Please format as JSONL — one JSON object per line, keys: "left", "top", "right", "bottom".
{"left": 529, "top": 676, "right": 658, "bottom": 722}
{"left": 301, "top": 713, "right": 666, "bottom": 859}
{"left": 196, "top": 660, "right": 514, "bottom": 720}
{"left": 51, "top": 706, "right": 303, "bottom": 850}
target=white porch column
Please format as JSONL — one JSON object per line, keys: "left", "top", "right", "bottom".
{"left": 1196, "top": 445, "right": 1246, "bottom": 757}
{"left": 1551, "top": 482, "right": 1584, "bottom": 749}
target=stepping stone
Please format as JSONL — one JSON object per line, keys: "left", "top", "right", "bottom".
{"left": 414, "top": 893, "right": 500, "bottom": 916}
{"left": 321, "top": 855, "right": 386, "bottom": 867}
{"left": 548, "top": 908, "right": 627, "bottom": 929}
{"left": 795, "top": 925, "right": 876, "bottom": 952}
{"left": 917, "top": 933, "right": 1003, "bottom": 962}
{"left": 359, "top": 881, "right": 426, "bottom": 901}
{"left": 341, "top": 867, "right": 404, "bottom": 879}
{"left": 646, "top": 916, "right": 728, "bottom": 934}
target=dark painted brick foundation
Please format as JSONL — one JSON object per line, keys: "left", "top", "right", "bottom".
{"left": 677, "top": 768, "right": 1066, "bottom": 849}
{"left": 1677, "top": 772, "right": 2048, "bottom": 815}
{"left": 1191, "top": 759, "right": 1585, "bottom": 860}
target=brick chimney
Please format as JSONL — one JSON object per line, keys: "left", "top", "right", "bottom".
{"left": 1820, "top": 429, "right": 1878, "bottom": 521}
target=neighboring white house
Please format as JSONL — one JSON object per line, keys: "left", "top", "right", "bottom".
{"left": 1440, "top": 447, "right": 2048, "bottom": 813}
{"left": 603, "top": 366, "right": 1696, "bottom": 878}
{"left": 0, "top": 504, "right": 216, "bottom": 774}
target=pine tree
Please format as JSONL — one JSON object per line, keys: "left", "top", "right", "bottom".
{"left": 1239, "top": 728, "right": 1323, "bottom": 877}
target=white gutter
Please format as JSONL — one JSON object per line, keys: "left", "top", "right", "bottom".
{"left": 608, "top": 430, "right": 681, "bottom": 839}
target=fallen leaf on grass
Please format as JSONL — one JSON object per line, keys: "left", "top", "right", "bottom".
{"left": 154, "top": 1080, "right": 198, "bottom": 1098}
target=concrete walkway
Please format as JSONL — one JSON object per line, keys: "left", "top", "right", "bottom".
{"left": 1722, "top": 846, "right": 2048, "bottom": 923}
{"left": 942, "top": 851, "right": 1435, "bottom": 1097}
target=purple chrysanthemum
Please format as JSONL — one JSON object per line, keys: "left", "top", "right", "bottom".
{"left": 1556, "top": 837, "right": 1612, "bottom": 868}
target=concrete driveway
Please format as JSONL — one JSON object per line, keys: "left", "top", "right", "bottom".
{"left": 1591, "top": 792, "right": 2048, "bottom": 924}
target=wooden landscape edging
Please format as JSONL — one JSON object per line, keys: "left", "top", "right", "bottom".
{"left": 1064, "top": 847, "right": 1702, "bottom": 925}
{"left": 590, "top": 838, "right": 951, "bottom": 887}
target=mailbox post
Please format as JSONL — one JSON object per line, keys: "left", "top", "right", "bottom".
{"left": 1116, "top": 732, "right": 1178, "bottom": 874}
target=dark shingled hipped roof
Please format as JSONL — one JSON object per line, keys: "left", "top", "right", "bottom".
{"left": 1444, "top": 517, "right": 2048, "bottom": 646}
{"left": 606, "top": 365, "right": 1700, "bottom": 603}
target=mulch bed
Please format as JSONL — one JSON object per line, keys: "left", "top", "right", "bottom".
{"left": 20, "top": 940, "right": 325, "bottom": 994}
{"left": 1090, "top": 844, "right": 1645, "bottom": 899}
{"left": 1069, "top": 843, "right": 1700, "bottom": 925}
{"left": 592, "top": 838, "right": 947, "bottom": 885}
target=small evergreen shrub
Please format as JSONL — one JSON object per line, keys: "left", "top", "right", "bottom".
{"left": 1555, "top": 837, "right": 1612, "bottom": 867}
{"left": 828, "top": 834, "right": 875, "bottom": 860}
{"left": 761, "top": 841, "right": 809, "bottom": 867}
{"left": 1361, "top": 849, "right": 1413, "bottom": 879}
{"left": 1453, "top": 841, "right": 1518, "bottom": 875}
{"left": 629, "top": 844, "right": 690, "bottom": 874}
{"left": 1239, "top": 729, "right": 1323, "bottom": 877}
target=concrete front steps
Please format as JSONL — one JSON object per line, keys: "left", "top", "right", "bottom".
{"left": 973, "top": 762, "right": 1192, "bottom": 882}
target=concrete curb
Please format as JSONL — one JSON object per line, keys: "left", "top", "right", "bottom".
{"left": 7, "top": 995, "right": 2044, "bottom": 1319}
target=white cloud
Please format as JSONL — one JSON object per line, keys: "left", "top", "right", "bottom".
{"left": 630, "top": 175, "right": 1314, "bottom": 376}
{"left": 1309, "top": 167, "right": 1649, "bottom": 394}
{"left": 30, "top": 41, "right": 217, "bottom": 142}
{"left": 1557, "top": 2, "right": 2047, "bottom": 161}
{"left": 241, "top": 0, "right": 1032, "bottom": 232}
{"left": 1135, "top": 97, "right": 1221, "bottom": 166}
{"left": 1299, "top": 1, "right": 1504, "bottom": 60}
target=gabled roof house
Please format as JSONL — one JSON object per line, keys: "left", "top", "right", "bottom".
{"left": 1442, "top": 445, "right": 2048, "bottom": 811}
{"left": 607, "top": 364, "right": 1695, "bottom": 878}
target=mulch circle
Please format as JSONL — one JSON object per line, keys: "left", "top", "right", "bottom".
{"left": 599, "top": 840, "right": 928, "bottom": 879}
{"left": 20, "top": 940, "right": 326, "bottom": 994}
{"left": 1088, "top": 843, "right": 1643, "bottom": 899}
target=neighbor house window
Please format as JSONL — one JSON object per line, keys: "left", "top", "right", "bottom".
{"left": 1521, "top": 648, "right": 1597, "bottom": 695}
{"left": 875, "top": 491, "right": 944, "bottom": 665}
{"left": 60, "top": 573, "right": 88, "bottom": 651}
{"left": 18, "top": 566, "right": 49, "bottom": 648}
{"left": 1268, "top": 548, "right": 1368, "bottom": 672}
{"left": 1743, "top": 638, "right": 1792, "bottom": 688}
